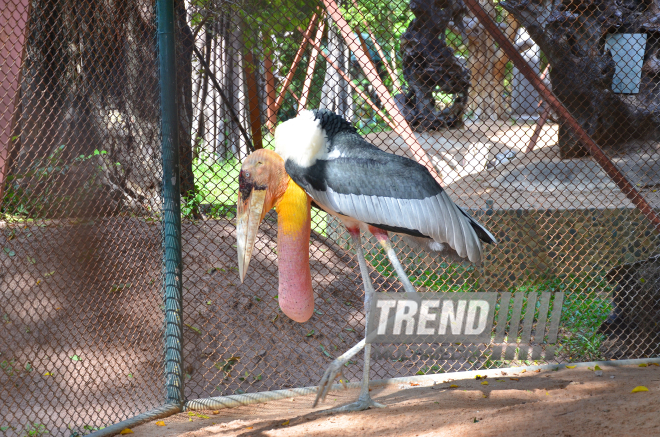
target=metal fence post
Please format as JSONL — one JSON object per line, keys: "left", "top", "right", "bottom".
{"left": 157, "top": 0, "right": 185, "bottom": 407}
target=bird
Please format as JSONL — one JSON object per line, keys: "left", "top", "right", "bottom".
{"left": 236, "top": 108, "right": 496, "bottom": 412}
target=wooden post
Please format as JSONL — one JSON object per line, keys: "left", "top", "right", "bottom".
{"left": 299, "top": 21, "right": 325, "bottom": 113}
{"left": 244, "top": 51, "right": 263, "bottom": 149}
{"left": 264, "top": 39, "right": 277, "bottom": 131}
{"left": 271, "top": 14, "right": 318, "bottom": 123}
{"left": 526, "top": 64, "right": 551, "bottom": 154}
{"left": 0, "top": 0, "right": 31, "bottom": 200}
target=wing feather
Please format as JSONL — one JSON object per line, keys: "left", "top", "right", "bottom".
{"left": 285, "top": 152, "right": 492, "bottom": 263}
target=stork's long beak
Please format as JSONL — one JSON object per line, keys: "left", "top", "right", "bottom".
{"left": 236, "top": 188, "right": 267, "bottom": 283}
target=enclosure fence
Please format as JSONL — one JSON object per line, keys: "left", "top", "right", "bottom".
{"left": 1, "top": 0, "right": 660, "bottom": 435}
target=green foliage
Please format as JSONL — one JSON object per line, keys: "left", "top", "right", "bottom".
{"left": 365, "top": 250, "right": 478, "bottom": 292}
{"left": 190, "top": 154, "right": 240, "bottom": 220}
{"left": 21, "top": 422, "right": 48, "bottom": 437}
{"left": 1, "top": 146, "right": 111, "bottom": 219}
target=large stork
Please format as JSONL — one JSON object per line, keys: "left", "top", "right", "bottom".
{"left": 237, "top": 109, "right": 496, "bottom": 412}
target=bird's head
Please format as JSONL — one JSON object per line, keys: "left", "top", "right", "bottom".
{"left": 236, "top": 148, "right": 315, "bottom": 323}
{"left": 236, "top": 149, "right": 288, "bottom": 283}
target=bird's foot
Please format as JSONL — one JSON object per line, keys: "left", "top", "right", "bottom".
{"left": 325, "top": 394, "right": 386, "bottom": 413}
{"left": 313, "top": 359, "right": 348, "bottom": 407}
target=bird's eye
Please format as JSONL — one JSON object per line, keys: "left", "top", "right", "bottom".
{"left": 245, "top": 172, "right": 250, "bottom": 178}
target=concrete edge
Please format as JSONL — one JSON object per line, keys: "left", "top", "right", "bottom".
{"left": 184, "top": 357, "right": 660, "bottom": 411}
{"left": 87, "top": 403, "right": 181, "bottom": 437}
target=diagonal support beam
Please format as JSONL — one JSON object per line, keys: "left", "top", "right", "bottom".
{"left": 463, "top": 0, "right": 660, "bottom": 232}
{"left": 349, "top": 0, "right": 399, "bottom": 89}
{"left": 270, "top": 14, "right": 319, "bottom": 128}
{"left": 322, "top": 0, "right": 443, "bottom": 185}
{"left": 299, "top": 30, "right": 396, "bottom": 132}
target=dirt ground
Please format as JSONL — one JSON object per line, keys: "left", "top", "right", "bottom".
{"left": 131, "top": 363, "right": 660, "bottom": 437}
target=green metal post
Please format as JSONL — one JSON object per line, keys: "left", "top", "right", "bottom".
{"left": 157, "top": 0, "right": 184, "bottom": 407}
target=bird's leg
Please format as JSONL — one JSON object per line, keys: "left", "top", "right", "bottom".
{"left": 314, "top": 228, "right": 384, "bottom": 412}
{"left": 369, "top": 226, "right": 417, "bottom": 294}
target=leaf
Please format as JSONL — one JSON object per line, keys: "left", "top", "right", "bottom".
{"left": 119, "top": 429, "right": 134, "bottom": 434}
{"left": 631, "top": 386, "right": 649, "bottom": 393}
{"left": 482, "top": 394, "right": 488, "bottom": 398}
{"left": 481, "top": 381, "right": 489, "bottom": 385}
{"left": 211, "top": 410, "right": 220, "bottom": 415}
{"left": 319, "top": 345, "right": 332, "bottom": 358}
{"left": 43, "top": 371, "right": 52, "bottom": 376}
{"left": 521, "top": 369, "right": 526, "bottom": 373}
{"left": 651, "top": 363, "right": 660, "bottom": 367}
{"left": 449, "top": 384, "right": 459, "bottom": 388}
{"left": 206, "top": 301, "right": 212, "bottom": 305}
{"left": 594, "top": 365, "right": 602, "bottom": 371}
{"left": 246, "top": 426, "right": 253, "bottom": 430}
{"left": 70, "top": 355, "right": 81, "bottom": 362}
{"left": 281, "top": 420, "right": 290, "bottom": 426}
{"left": 496, "top": 379, "right": 505, "bottom": 382}
{"left": 110, "top": 283, "right": 130, "bottom": 292}
{"left": 185, "top": 324, "right": 202, "bottom": 335}
{"left": 44, "top": 271, "right": 55, "bottom": 277}
{"left": 27, "top": 256, "right": 36, "bottom": 264}
{"left": 3, "top": 248, "right": 15, "bottom": 257}
{"left": 566, "top": 365, "right": 576, "bottom": 369}
{"left": 314, "top": 309, "right": 323, "bottom": 315}
{"left": 214, "top": 357, "right": 240, "bottom": 375}
{"left": 639, "top": 363, "right": 648, "bottom": 367}
{"left": 410, "top": 382, "right": 420, "bottom": 386}
{"left": 306, "top": 329, "right": 315, "bottom": 337}
{"left": 509, "top": 378, "right": 519, "bottom": 381}
{"left": 155, "top": 421, "right": 166, "bottom": 426}
{"left": 255, "top": 374, "right": 263, "bottom": 381}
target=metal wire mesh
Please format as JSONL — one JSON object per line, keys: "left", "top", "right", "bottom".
{"left": 0, "top": 0, "right": 165, "bottom": 435}
{"left": 1, "top": 0, "right": 660, "bottom": 434}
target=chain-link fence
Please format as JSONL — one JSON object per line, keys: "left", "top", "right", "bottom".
{"left": 1, "top": 0, "right": 659, "bottom": 434}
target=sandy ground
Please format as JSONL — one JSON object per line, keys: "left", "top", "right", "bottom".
{"left": 130, "top": 363, "right": 660, "bottom": 437}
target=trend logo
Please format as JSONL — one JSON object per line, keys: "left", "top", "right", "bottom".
{"left": 366, "top": 292, "right": 564, "bottom": 361}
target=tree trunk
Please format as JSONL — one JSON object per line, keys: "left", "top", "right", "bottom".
{"left": 11, "top": 0, "right": 163, "bottom": 218}
{"left": 194, "top": 21, "right": 212, "bottom": 160}
{"left": 321, "top": 16, "right": 354, "bottom": 122}
{"left": 216, "top": 9, "right": 249, "bottom": 160}
{"left": 175, "top": 0, "right": 196, "bottom": 199}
